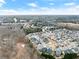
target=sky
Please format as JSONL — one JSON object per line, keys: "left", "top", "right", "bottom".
{"left": 0, "top": 0, "right": 79, "bottom": 15}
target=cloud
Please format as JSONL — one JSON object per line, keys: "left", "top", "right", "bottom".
{"left": 1, "top": 5, "right": 79, "bottom": 15}
{"left": 0, "top": 9, "right": 19, "bottom": 15}
{"left": 38, "top": 6, "right": 79, "bottom": 15}
{"left": 75, "top": 5, "right": 79, "bottom": 8}
{"left": 27, "top": 3, "right": 38, "bottom": 8}
{"left": 0, "top": 0, "right": 5, "bottom": 7}
{"left": 49, "top": 3, "right": 54, "bottom": 5}
{"left": 0, "top": 3, "right": 3, "bottom": 7}
{"left": 64, "top": 2, "right": 75, "bottom": 6}
{"left": 12, "top": 0, "right": 16, "bottom": 2}
{"left": 43, "top": 0, "right": 54, "bottom": 1}
{"left": 0, "top": 0, "right": 5, "bottom": 3}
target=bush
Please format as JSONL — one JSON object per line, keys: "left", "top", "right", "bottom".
{"left": 23, "top": 27, "right": 42, "bottom": 34}
{"left": 62, "top": 53, "right": 77, "bottom": 59}
{"left": 41, "top": 53, "right": 55, "bottom": 59}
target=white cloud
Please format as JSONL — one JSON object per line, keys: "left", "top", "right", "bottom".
{"left": 0, "top": 9, "right": 19, "bottom": 15}
{"left": 49, "top": 3, "right": 54, "bottom": 5}
{"left": 0, "top": 0, "right": 5, "bottom": 7}
{"left": 27, "top": 3, "right": 38, "bottom": 8}
{"left": 1, "top": 5, "right": 79, "bottom": 15}
{"left": 12, "top": 0, "right": 16, "bottom": 2}
{"left": 75, "top": 5, "right": 79, "bottom": 8}
{"left": 64, "top": 2, "right": 75, "bottom": 6}
{"left": 41, "top": 6, "right": 79, "bottom": 15}
{"left": 0, "top": 0, "right": 5, "bottom": 3}
{"left": 0, "top": 3, "right": 3, "bottom": 7}
{"left": 43, "top": 0, "right": 53, "bottom": 1}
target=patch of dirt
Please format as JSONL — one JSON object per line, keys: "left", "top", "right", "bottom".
{"left": 10, "top": 37, "right": 44, "bottom": 59}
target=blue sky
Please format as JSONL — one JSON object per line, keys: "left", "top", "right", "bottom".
{"left": 0, "top": 0, "right": 79, "bottom": 15}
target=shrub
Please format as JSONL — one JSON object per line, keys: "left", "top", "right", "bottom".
{"left": 23, "top": 27, "right": 42, "bottom": 35}
{"left": 62, "top": 53, "right": 77, "bottom": 59}
{"left": 41, "top": 53, "right": 55, "bottom": 59}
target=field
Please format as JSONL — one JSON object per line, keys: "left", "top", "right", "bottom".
{"left": 0, "top": 15, "right": 79, "bottom": 59}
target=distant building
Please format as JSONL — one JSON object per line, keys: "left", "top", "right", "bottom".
{"left": 13, "top": 18, "right": 17, "bottom": 23}
{"left": 23, "top": 23, "right": 31, "bottom": 29}
{"left": 55, "top": 47, "right": 62, "bottom": 57}
{"left": 20, "top": 20, "right": 26, "bottom": 23}
{"left": 42, "top": 26, "right": 57, "bottom": 32}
